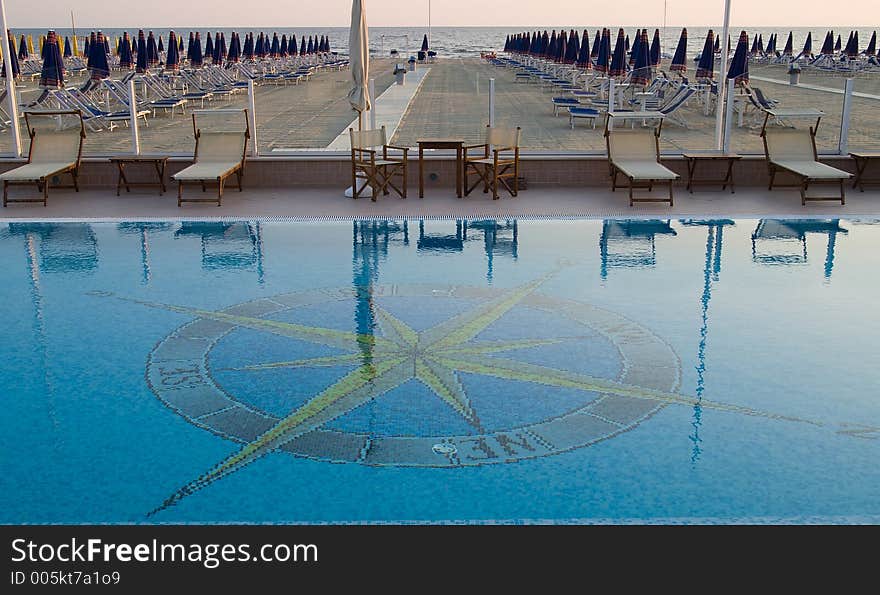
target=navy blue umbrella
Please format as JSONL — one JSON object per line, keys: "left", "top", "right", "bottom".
{"left": 591, "top": 29, "right": 600, "bottom": 57}
{"left": 136, "top": 30, "right": 147, "bottom": 73}
{"left": 243, "top": 33, "right": 253, "bottom": 60}
{"left": 158, "top": 36, "right": 164, "bottom": 53}
{"left": 625, "top": 34, "right": 630, "bottom": 53}
{"left": 595, "top": 28, "right": 610, "bottom": 74}
{"left": 104, "top": 34, "right": 110, "bottom": 55}
{"left": 2, "top": 31, "right": 20, "bottom": 79}
{"left": 85, "top": 32, "right": 95, "bottom": 67}
{"left": 802, "top": 32, "right": 813, "bottom": 58}
{"left": 191, "top": 32, "right": 203, "bottom": 67}
{"left": 846, "top": 31, "right": 859, "bottom": 57}
{"left": 147, "top": 31, "right": 159, "bottom": 66}
{"left": 783, "top": 31, "right": 794, "bottom": 56}
{"left": 289, "top": 34, "right": 297, "bottom": 56}
{"left": 545, "top": 30, "right": 556, "bottom": 60}
{"left": 766, "top": 33, "right": 776, "bottom": 54}
{"left": 834, "top": 34, "right": 841, "bottom": 51}
{"left": 18, "top": 34, "right": 27, "bottom": 59}
{"left": 270, "top": 33, "right": 279, "bottom": 58}
{"left": 39, "top": 30, "right": 64, "bottom": 88}
{"left": 214, "top": 32, "right": 223, "bottom": 65}
{"left": 714, "top": 35, "right": 720, "bottom": 53}
{"left": 576, "top": 30, "right": 591, "bottom": 69}
{"left": 187, "top": 32, "right": 194, "bottom": 61}
{"left": 649, "top": 28, "right": 661, "bottom": 67}
{"left": 670, "top": 28, "right": 687, "bottom": 73}
{"left": 281, "top": 34, "right": 288, "bottom": 56}
{"left": 757, "top": 34, "right": 764, "bottom": 55}
{"left": 726, "top": 30, "right": 749, "bottom": 85}
{"left": 220, "top": 32, "right": 227, "bottom": 62}
{"left": 609, "top": 28, "right": 626, "bottom": 77}
{"left": 750, "top": 34, "right": 758, "bottom": 55}
{"left": 205, "top": 32, "right": 214, "bottom": 62}
{"left": 696, "top": 30, "right": 715, "bottom": 79}
{"left": 165, "top": 31, "right": 179, "bottom": 72}
{"left": 255, "top": 33, "right": 265, "bottom": 58}
{"left": 89, "top": 31, "right": 110, "bottom": 80}
{"left": 565, "top": 30, "right": 579, "bottom": 65}
{"left": 299, "top": 35, "right": 306, "bottom": 56}
{"left": 555, "top": 30, "right": 566, "bottom": 63}
{"left": 628, "top": 28, "right": 640, "bottom": 65}
{"left": 421, "top": 34, "right": 428, "bottom": 52}
{"left": 228, "top": 32, "right": 240, "bottom": 63}
{"left": 631, "top": 28, "right": 652, "bottom": 86}
{"left": 865, "top": 31, "right": 876, "bottom": 55}
{"left": 63, "top": 36, "right": 72, "bottom": 58}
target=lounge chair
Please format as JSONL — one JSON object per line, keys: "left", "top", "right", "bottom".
{"left": 2, "top": 110, "right": 86, "bottom": 207}
{"left": 760, "top": 109, "right": 851, "bottom": 205}
{"left": 604, "top": 113, "right": 679, "bottom": 206}
{"left": 568, "top": 106, "right": 602, "bottom": 128}
{"left": 172, "top": 108, "right": 250, "bottom": 207}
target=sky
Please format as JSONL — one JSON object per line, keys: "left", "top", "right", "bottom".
{"left": 2, "top": 0, "right": 875, "bottom": 29}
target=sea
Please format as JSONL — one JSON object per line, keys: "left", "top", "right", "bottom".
{"left": 9, "top": 26, "right": 879, "bottom": 61}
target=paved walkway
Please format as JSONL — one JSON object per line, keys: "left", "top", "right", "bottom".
{"left": 1, "top": 185, "right": 877, "bottom": 221}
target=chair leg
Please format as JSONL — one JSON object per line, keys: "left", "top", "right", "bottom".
{"left": 72, "top": 169, "right": 80, "bottom": 192}
{"left": 840, "top": 179, "right": 846, "bottom": 205}
{"left": 3, "top": 180, "right": 7, "bottom": 207}
{"left": 668, "top": 180, "right": 674, "bottom": 206}
{"left": 177, "top": 181, "right": 183, "bottom": 207}
{"left": 237, "top": 169, "right": 243, "bottom": 192}
{"left": 217, "top": 177, "right": 224, "bottom": 206}
{"left": 492, "top": 168, "right": 499, "bottom": 200}
{"left": 768, "top": 168, "right": 775, "bottom": 191}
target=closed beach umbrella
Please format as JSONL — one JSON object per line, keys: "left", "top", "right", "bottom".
{"left": 178, "top": 34, "right": 184, "bottom": 53}
{"left": 421, "top": 33, "right": 428, "bottom": 52}
{"left": 726, "top": 30, "right": 749, "bottom": 85}
{"left": 165, "top": 31, "right": 179, "bottom": 72}
{"left": 220, "top": 32, "right": 227, "bottom": 61}
{"left": 595, "top": 28, "right": 609, "bottom": 74}
{"left": 348, "top": 0, "right": 370, "bottom": 128}
{"left": 834, "top": 34, "right": 841, "bottom": 51}
{"left": 696, "top": 29, "right": 715, "bottom": 79}
{"left": 85, "top": 31, "right": 95, "bottom": 68}
{"left": 565, "top": 30, "right": 579, "bottom": 65}
{"left": 270, "top": 33, "right": 279, "bottom": 58}
{"left": 802, "top": 32, "right": 813, "bottom": 58}
{"left": 714, "top": 35, "right": 720, "bottom": 53}
{"left": 591, "top": 29, "right": 600, "bottom": 57}
{"left": 63, "top": 36, "right": 72, "bottom": 58}
{"left": 103, "top": 34, "right": 109, "bottom": 55}
{"left": 27, "top": 34, "right": 34, "bottom": 56}
{"left": 865, "top": 32, "right": 876, "bottom": 56}
{"left": 576, "top": 30, "right": 591, "bottom": 68}
{"left": 625, "top": 34, "right": 630, "bottom": 53}
{"left": 820, "top": 31, "right": 833, "bottom": 55}
{"left": 325, "top": 36, "right": 331, "bottom": 53}
{"left": 187, "top": 32, "right": 195, "bottom": 61}
{"left": 2, "top": 30, "right": 20, "bottom": 79}
{"left": 289, "top": 34, "right": 297, "bottom": 56}
{"left": 147, "top": 31, "right": 159, "bottom": 66}
{"left": 545, "top": 30, "right": 556, "bottom": 60}
{"left": 750, "top": 34, "right": 758, "bottom": 56}
{"left": 192, "top": 32, "right": 203, "bottom": 66}
{"left": 280, "top": 34, "right": 288, "bottom": 56}
{"left": 609, "top": 28, "right": 626, "bottom": 77}
{"left": 119, "top": 32, "right": 132, "bottom": 69}
{"left": 256, "top": 33, "right": 266, "bottom": 57}
{"left": 89, "top": 31, "right": 110, "bottom": 80}
{"left": 18, "top": 34, "right": 27, "bottom": 59}
{"left": 555, "top": 30, "right": 566, "bottom": 63}
{"left": 205, "top": 32, "right": 214, "bottom": 62}
{"left": 649, "top": 28, "right": 661, "bottom": 67}
{"left": 846, "top": 31, "right": 859, "bottom": 57}
{"left": 766, "top": 33, "right": 776, "bottom": 54}
{"left": 504, "top": 35, "right": 510, "bottom": 52}
{"left": 39, "top": 30, "right": 64, "bottom": 88}
{"left": 628, "top": 28, "right": 640, "bottom": 65}
{"left": 783, "top": 31, "right": 794, "bottom": 56}
{"left": 242, "top": 33, "right": 253, "bottom": 60}
{"left": 158, "top": 36, "right": 164, "bottom": 53}
{"left": 228, "top": 32, "right": 240, "bottom": 62}
{"left": 214, "top": 32, "right": 223, "bottom": 65}
{"left": 300, "top": 36, "right": 306, "bottom": 56}
{"left": 136, "top": 30, "right": 147, "bottom": 73}
{"left": 670, "top": 28, "right": 687, "bottom": 73}
{"left": 631, "top": 28, "right": 652, "bottom": 86}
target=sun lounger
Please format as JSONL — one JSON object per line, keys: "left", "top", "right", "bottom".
{"left": 172, "top": 108, "right": 250, "bottom": 207}
{"left": 2, "top": 110, "right": 86, "bottom": 207}
{"left": 761, "top": 112, "right": 851, "bottom": 205}
{"left": 605, "top": 113, "right": 678, "bottom": 206}
{"left": 568, "top": 106, "right": 602, "bottom": 128}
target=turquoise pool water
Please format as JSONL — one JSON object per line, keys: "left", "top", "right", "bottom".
{"left": 1, "top": 218, "right": 879, "bottom": 524}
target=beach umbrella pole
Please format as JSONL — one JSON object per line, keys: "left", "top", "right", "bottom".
{"left": 128, "top": 78, "right": 140, "bottom": 154}
{"left": 714, "top": 0, "right": 732, "bottom": 150}
{"left": 722, "top": 81, "right": 734, "bottom": 153}
{"left": 247, "top": 80, "right": 258, "bottom": 157}
{"left": 488, "top": 78, "right": 495, "bottom": 126}
{"left": 0, "top": 0, "right": 22, "bottom": 156}
{"left": 369, "top": 78, "right": 376, "bottom": 129}
{"left": 839, "top": 78, "right": 854, "bottom": 155}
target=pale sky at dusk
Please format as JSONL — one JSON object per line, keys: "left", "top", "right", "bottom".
{"left": 3, "top": 0, "right": 872, "bottom": 28}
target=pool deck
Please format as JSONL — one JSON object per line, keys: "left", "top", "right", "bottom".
{"left": 1, "top": 185, "right": 877, "bottom": 220}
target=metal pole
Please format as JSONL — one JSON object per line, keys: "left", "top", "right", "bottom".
{"left": 839, "top": 78, "right": 854, "bottom": 155}
{"left": 722, "top": 80, "right": 735, "bottom": 153}
{"left": 608, "top": 79, "right": 615, "bottom": 130}
{"left": 128, "top": 78, "right": 140, "bottom": 155}
{"left": 247, "top": 79, "right": 258, "bottom": 156}
{"left": 0, "top": 0, "right": 22, "bottom": 156}
{"left": 428, "top": 0, "right": 431, "bottom": 47}
{"left": 368, "top": 78, "right": 376, "bottom": 129}
{"left": 488, "top": 78, "right": 495, "bottom": 126}
{"left": 714, "top": 0, "right": 732, "bottom": 151}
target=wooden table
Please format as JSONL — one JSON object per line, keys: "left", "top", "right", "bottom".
{"left": 110, "top": 155, "right": 169, "bottom": 196}
{"left": 849, "top": 151, "right": 880, "bottom": 191}
{"left": 682, "top": 152, "right": 741, "bottom": 193}
{"left": 417, "top": 138, "right": 465, "bottom": 198}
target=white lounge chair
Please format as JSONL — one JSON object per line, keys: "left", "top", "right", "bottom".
{"left": 604, "top": 113, "right": 679, "bottom": 206}
{"left": 2, "top": 110, "right": 85, "bottom": 207}
{"left": 760, "top": 109, "right": 851, "bottom": 205}
{"left": 172, "top": 108, "right": 250, "bottom": 207}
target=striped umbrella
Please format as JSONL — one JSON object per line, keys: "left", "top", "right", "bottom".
{"left": 136, "top": 30, "right": 147, "bottom": 73}
{"left": 18, "top": 34, "right": 27, "bottom": 59}
{"left": 865, "top": 32, "right": 876, "bottom": 56}
{"left": 576, "top": 30, "right": 591, "bottom": 69}
{"left": 726, "top": 31, "right": 749, "bottom": 85}
{"left": 205, "top": 32, "right": 214, "bottom": 62}
{"left": 649, "top": 28, "right": 661, "bottom": 67}
{"left": 147, "top": 31, "right": 159, "bottom": 66}
{"left": 89, "top": 31, "right": 110, "bottom": 80}
{"left": 2, "top": 31, "right": 20, "bottom": 79}
{"left": 670, "top": 28, "right": 687, "bottom": 73}
{"left": 119, "top": 31, "right": 133, "bottom": 70}
{"left": 165, "top": 31, "right": 179, "bottom": 72}
{"left": 696, "top": 29, "right": 715, "bottom": 79}
{"left": 609, "top": 28, "right": 627, "bottom": 77}
{"left": 39, "top": 30, "right": 64, "bottom": 88}
{"left": 631, "top": 28, "right": 652, "bottom": 86}
{"left": 191, "top": 32, "right": 203, "bottom": 67}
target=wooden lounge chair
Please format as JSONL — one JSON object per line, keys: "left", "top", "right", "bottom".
{"left": 2, "top": 110, "right": 85, "bottom": 207}
{"left": 760, "top": 109, "right": 850, "bottom": 205}
{"left": 604, "top": 113, "right": 678, "bottom": 206}
{"left": 464, "top": 126, "right": 521, "bottom": 200}
{"left": 349, "top": 126, "right": 408, "bottom": 202}
{"left": 172, "top": 108, "right": 250, "bottom": 207}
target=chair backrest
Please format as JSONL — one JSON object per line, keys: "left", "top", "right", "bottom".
{"left": 485, "top": 126, "right": 521, "bottom": 148}
{"left": 607, "top": 128, "right": 659, "bottom": 162}
{"left": 763, "top": 128, "right": 816, "bottom": 161}
{"left": 349, "top": 126, "right": 387, "bottom": 150}
{"left": 24, "top": 111, "right": 85, "bottom": 165}
{"left": 661, "top": 86, "right": 694, "bottom": 113}
{"left": 197, "top": 131, "right": 248, "bottom": 163}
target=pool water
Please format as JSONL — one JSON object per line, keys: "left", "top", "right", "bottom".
{"left": 1, "top": 218, "right": 879, "bottom": 524}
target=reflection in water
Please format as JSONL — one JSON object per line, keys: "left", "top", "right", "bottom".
{"left": 118, "top": 223, "right": 173, "bottom": 285}
{"left": 174, "top": 222, "right": 265, "bottom": 282}
{"left": 599, "top": 220, "right": 677, "bottom": 280}
{"left": 7, "top": 223, "right": 98, "bottom": 273}
{"left": 417, "top": 220, "right": 518, "bottom": 282}
{"left": 417, "top": 220, "right": 465, "bottom": 252}
{"left": 751, "top": 220, "right": 847, "bottom": 281}
{"left": 679, "top": 220, "right": 734, "bottom": 463}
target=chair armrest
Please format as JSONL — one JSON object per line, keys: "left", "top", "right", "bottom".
{"left": 492, "top": 146, "right": 517, "bottom": 155}
{"left": 384, "top": 145, "right": 410, "bottom": 153}
{"left": 463, "top": 143, "right": 488, "bottom": 151}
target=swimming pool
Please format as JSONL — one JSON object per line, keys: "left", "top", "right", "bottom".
{"left": 2, "top": 218, "right": 878, "bottom": 524}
